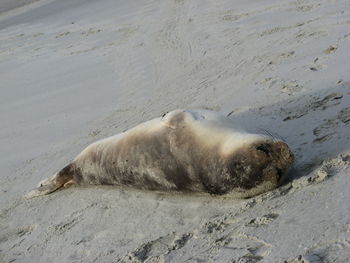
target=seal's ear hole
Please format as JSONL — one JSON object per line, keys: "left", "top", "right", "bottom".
{"left": 256, "top": 144, "right": 270, "bottom": 155}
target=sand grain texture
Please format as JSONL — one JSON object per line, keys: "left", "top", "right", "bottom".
{"left": 1, "top": 0, "right": 350, "bottom": 262}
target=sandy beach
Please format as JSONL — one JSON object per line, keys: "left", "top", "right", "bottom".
{"left": 1, "top": 0, "right": 349, "bottom": 262}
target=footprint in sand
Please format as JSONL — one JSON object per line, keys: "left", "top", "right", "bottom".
{"left": 117, "top": 232, "right": 193, "bottom": 263}
{"left": 245, "top": 213, "right": 279, "bottom": 227}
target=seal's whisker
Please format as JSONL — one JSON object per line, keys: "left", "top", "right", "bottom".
{"left": 258, "top": 128, "right": 277, "bottom": 142}
{"left": 272, "top": 131, "right": 285, "bottom": 142}
{"left": 258, "top": 128, "right": 286, "bottom": 142}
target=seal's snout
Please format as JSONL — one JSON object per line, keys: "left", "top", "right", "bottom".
{"left": 251, "top": 139, "right": 294, "bottom": 187}
{"left": 255, "top": 141, "right": 294, "bottom": 163}
{"left": 271, "top": 141, "right": 294, "bottom": 184}
{"left": 275, "top": 141, "right": 295, "bottom": 165}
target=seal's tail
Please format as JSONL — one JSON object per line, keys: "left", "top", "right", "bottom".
{"left": 24, "top": 163, "right": 76, "bottom": 199}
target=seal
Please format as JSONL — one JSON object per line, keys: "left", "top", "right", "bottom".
{"left": 25, "top": 109, "right": 294, "bottom": 199}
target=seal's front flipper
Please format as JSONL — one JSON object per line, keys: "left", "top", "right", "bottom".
{"left": 24, "top": 163, "right": 75, "bottom": 199}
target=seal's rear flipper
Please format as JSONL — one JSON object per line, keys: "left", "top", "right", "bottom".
{"left": 24, "top": 163, "right": 75, "bottom": 199}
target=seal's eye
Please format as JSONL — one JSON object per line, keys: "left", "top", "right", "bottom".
{"left": 256, "top": 144, "right": 270, "bottom": 155}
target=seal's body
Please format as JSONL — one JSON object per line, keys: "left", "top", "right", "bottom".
{"left": 26, "top": 109, "right": 294, "bottom": 198}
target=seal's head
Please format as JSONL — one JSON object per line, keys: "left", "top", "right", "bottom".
{"left": 226, "top": 138, "right": 294, "bottom": 196}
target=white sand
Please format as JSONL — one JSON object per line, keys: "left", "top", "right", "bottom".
{"left": 0, "top": 0, "right": 349, "bottom": 262}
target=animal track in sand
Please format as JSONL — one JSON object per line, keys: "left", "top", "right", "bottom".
{"left": 49, "top": 210, "right": 84, "bottom": 236}
{"left": 283, "top": 254, "right": 321, "bottom": 263}
{"left": 303, "top": 44, "right": 339, "bottom": 72}
{"left": 117, "top": 232, "right": 193, "bottom": 263}
{"left": 0, "top": 224, "right": 36, "bottom": 261}
{"left": 281, "top": 81, "right": 303, "bottom": 95}
{"left": 195, "top": 208, "right": 276, "bottom": 262}
{"left": 259, "top": 77, "right": 302, "bottom": 95}
{"left": 267, "top": 51, "right": 295, "bottom": 65}
{"left": 235, "top": 254, "right": 263, "bottom": 263}
{"left": 89, "top": 129, "right": 102, "bottom": 137}
{"left": 222, "top": 12, "right": 251, "bottom": 22}
{"left": 338, "top": 107, "right": 350, "bottom": 124}
{"left": 52, "top": 217, "right": 81, "bottom": 236}
{"left": 81, "top": 28, "right": 102, "bottom": 37}
{"left": 220, "top": 3, "right": 288, "bottom": 24}
{"left": 307, "top": 57, "right": 327, "bottom": 72}
{"left": 305, "top": 239, "right": 350, "bottom": 262}
{"left": 285, "top": 238, "right": 350, "bottom": 263}
{"left": 323, "top": 45, "right": 337, "bottom": 54}
{"left": 312, "top": 106, "right": 350, "bottom": 143}
{"left": 15, "top": 225, "right": 34, "bottom": 237}
{"left": 201, "top": 216, "right": 230, "bottom": 234}
{"left": 282, "top": 92, "right": 344, "bottom": 121}
{"left": 156, "top": 0, "right": 185, "bottom": 52}
{"left": 55, "top": 31, "right": 70, "bottom": 38}
{"left": 245, "top": 213, "right": 279, "bottom": 227}
{"left": 259, "top": 20, "right": 311, "bottom": 38}
{"left": 230, "top": 233, "right": 272, "bottom": 262}
{"left": 288, "top": 3, "right": 320, "bottom": 13}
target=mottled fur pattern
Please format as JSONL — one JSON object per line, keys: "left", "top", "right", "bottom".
{"left": 25, "top": 109, "right": 294, "bottom": 199}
